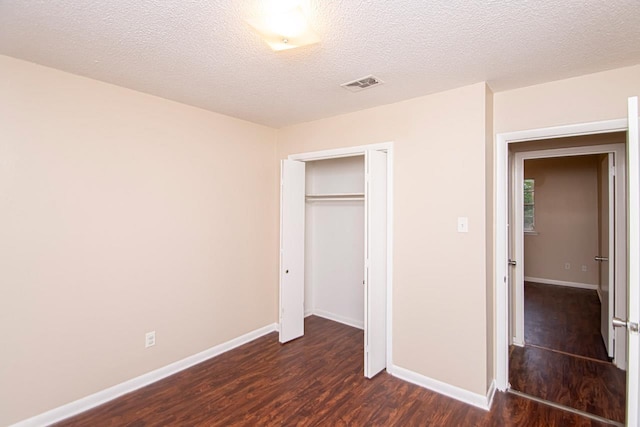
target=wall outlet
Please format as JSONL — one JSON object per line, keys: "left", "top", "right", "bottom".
{"left": 581, "top": 265, "right": 587, "bottom": 272}
{"left": 564, "top": 263, "right": 571, "bottom": 270}
{"left": 145, "top": 331, "right": 156, "bottom": 348}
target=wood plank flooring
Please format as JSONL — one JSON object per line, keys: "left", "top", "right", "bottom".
{"left": 524, "top": 281, "right": 609, "bottom": 361}
{"left": 510, "top": 345, "right": 626, "bottom": 423}
{"left": 510, "top": 282, "right": 626, "bottom": 424}
{"left": 56, "top": 316, "right": 611, "bottom": 426}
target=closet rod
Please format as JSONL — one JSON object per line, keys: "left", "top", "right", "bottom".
{"left": 305, "top": 197, "right": 364, "bottom": 202}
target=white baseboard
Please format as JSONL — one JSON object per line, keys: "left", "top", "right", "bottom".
{"left": 524, "top": 276, "right": 598, "bottom": 291}
{"left": 512, "top": 338, "right": 525, "bottom": 347}
{"left": 486, "top": 380, "right": 497, "bottom": 408}
{"left": 391, "top": 365, "right": 494, "bottom": 411}
{"left": 311, "top": 309, "right": 364, "bottom": 330}
{"left": 11, "top": 323, "right": 278, "bottom": 427}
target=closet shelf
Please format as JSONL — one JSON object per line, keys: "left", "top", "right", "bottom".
{"left": 305, "top": 192, "right": 364, "bottom": 202}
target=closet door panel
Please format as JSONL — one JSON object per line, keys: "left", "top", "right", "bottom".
{"left": 365, "top": 150, "right": 388, "bottom": 378}
{"left": 280, "top": 159, "right": 306, "bottom": 343}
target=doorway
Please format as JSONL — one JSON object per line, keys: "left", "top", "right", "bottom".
{"left": 496, "top": 97, "right": 640, "bottom": 426}
{"left": 279, "top": 142, "right": 394, "bottom": 379}
{"left": 511, "top": 143, "right": 627, "bottom": 368}
{"left": 508, "top": 142, "right": 627, "bottom": 424}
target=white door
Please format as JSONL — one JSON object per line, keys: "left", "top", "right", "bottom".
{"left": 279, "top": 159, "right": 306, "bottom": 343}
{"left": 364, "top": 150, "right": 388, "bottom": 378}
{"left": 599, "top": 153, "right": 615, "bottom": 357}
{"left": 626, "top": 95, "right": 640, "bottom": 426}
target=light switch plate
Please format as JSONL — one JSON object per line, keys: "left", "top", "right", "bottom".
{"left": 457, "top": 217, "right": 469, "bottom": 233}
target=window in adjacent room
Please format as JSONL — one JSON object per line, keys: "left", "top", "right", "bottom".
{"left": 524, "top": 178, "right": 535, "bottom": 232}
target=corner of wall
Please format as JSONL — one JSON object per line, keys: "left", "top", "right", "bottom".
{"left": 484, "top": 82, "right": 496, "bottom": 390}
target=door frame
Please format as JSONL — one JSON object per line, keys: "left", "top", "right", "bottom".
{"left": 495, "top": 119, "right": 628, "bottom": 391}
{"left": 511, "top": 144, "right": 626, "bottom": 369}
{"left": 285, "top": 141, "right": 395, "bottom": 372}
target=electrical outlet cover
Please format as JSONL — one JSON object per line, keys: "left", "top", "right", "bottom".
{"left": 145, "top": 331, "right": 156, "bottom": 348}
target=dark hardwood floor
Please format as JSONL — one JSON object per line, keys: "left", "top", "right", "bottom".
{"left": 57, "top": 316, "right": 610, "bottom": 426}
{"left": 510, "top": 345, "right": 626, "bottom": 423}
{"left": 524, "top": 281, "right": 609, "bottom": 361}
{"left": 510, "top": 282, "right": 626, "bottom": 424}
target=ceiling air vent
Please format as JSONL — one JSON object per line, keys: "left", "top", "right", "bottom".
{"left": 340, "top": 75, "right": 384, "bottom": 93}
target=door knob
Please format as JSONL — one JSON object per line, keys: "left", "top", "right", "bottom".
{"left": 613, "top": 317, "right": 639, "bottom": 333}
{"left": 508, "top": 259, "right": 517, "bottom": 266}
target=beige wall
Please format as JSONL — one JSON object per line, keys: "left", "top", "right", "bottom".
{"left": 494, "top": 64, "right": 640, "bottom": 134}
{"left": 0, "top": 56, "right": 279, "bottom": 426}
{"left": 3, "top": 52, "right": 640, "bottom": 425}
{"left": 523, "top": 156, "right": 600, "bottom": 285}
{"left": 279, "top": 82, "right": 492, "bottom": 396}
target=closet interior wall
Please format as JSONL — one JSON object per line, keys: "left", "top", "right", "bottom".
{"left": 304, "top": 156, "right": 365, "bottom": 329}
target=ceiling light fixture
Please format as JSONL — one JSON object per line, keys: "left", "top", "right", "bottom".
{"left": 247, "top": 2, "right": 319, "bottom": 51}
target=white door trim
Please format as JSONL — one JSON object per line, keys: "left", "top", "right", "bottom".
{"left": 512, "top": 144, "right": 626, "bottom": 368}
{"left": 287, "top": 142, "right": 395, "bottom": 372}
{"left": 626, "top": 96, "right": 640, "bottom": 426}
{"left": 495, "top": 119, "right": 628, "bottom": 391}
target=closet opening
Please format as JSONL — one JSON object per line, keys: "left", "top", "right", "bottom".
{"left": 304, "top": 156, "right": 366, "bottom": 331}
{"left": 279, "top": 143, "right": 393, "bottom": 379}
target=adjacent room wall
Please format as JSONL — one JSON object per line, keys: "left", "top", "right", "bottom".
{"left": 0, "top": 55, "right": 279, "bottom": 426}
{"left": 523, "top": 156, "right": 600, "bottom": 286}
{"left": 279, "top": 82, "right": 492, "bottom": 397}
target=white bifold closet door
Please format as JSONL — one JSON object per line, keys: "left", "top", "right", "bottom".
{"left": 280, "top": 151, "right": 389, "bottom": 379}
{"left": 279, "top": 159, "right": 305, "bottom": 343}
{"left": 364, "top": 150, "right": 388, "bottom": 378}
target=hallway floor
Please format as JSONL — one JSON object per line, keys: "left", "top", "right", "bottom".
{"left": 524, "top": 281, "right": 609, "bottom": 361}
{"left": 509, "top": 282, "right": 626, "bottom": 424}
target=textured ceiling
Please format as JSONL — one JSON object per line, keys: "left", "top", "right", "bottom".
{"left": 1, "top": 1, "right": 639, "bottom": 127}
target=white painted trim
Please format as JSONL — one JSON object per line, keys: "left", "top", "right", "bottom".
{"left": 514, "top": 152, "right": 525, "bottom": 345}
{"left": 285, "top": 142, "right": 395, "bottom": 373}
{"left": 524, "top": 276, "right": 598, "bottom": 290}
{"left": 10, "top": 323, "right": 278, "bottom": 427}
{"left": 312, "top": 309, "right": 364, "bottom": 330}
{"left": 391, "top": 365, "right": 494, "bottom": 411}
{"left": 495, "top": 118, "right": 628, "bottom": 392}
{"left": 626, "top": 96, "right": 640, "bottom": 426}
{"left": 289, "top": 142, "right": 394, "bottom": 162}
{"left": 385, "top": 146, "right": 394, "bottom": 375}
{"left": 512, "top": 338, "right": 525, "bottom": 347}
